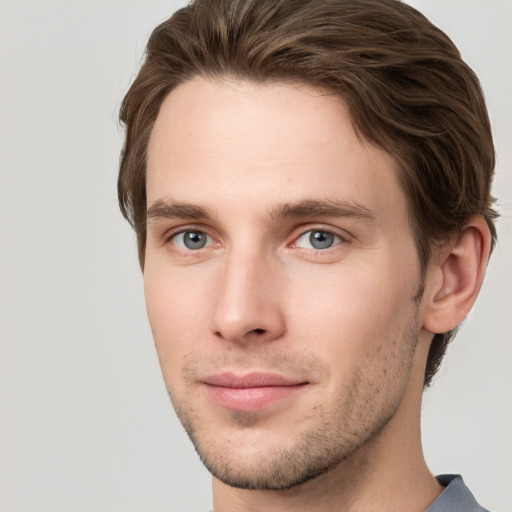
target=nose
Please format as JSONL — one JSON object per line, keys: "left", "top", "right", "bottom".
{"left": 211, "top": 249, "right": 286, "bottom": 344}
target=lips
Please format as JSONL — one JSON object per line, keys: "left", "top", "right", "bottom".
{"left": 202, "top": 372, "right": 308, "bottom": 412}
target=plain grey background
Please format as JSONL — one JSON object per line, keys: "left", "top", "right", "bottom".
{"left": 0, "top": 1, "right": 510, "bottom": 511}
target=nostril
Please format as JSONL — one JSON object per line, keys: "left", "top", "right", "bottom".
{"left": 252, "top": 328, "right": 266, "bottom": 335}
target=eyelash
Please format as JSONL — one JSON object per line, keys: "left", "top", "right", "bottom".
{"left": 291, "top": 229, "right": 347, "bottom": 251}
{"left": 163, "top": 226, "right": 216, "bottom": 250}
{"left": 168, "top": 230, "right": 212, "bottom": 250}
{"left": 164, "top": 225, "right": 350, "bottom": 254}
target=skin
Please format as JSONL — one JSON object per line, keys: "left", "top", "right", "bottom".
{"left": 143, "top": 77, "right": 489, "bottom": 511}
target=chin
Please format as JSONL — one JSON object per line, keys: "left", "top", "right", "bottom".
{"left": 181, "top": 408, "right": 393, "bottom": 492}
{"left": 195, "top": 433, "right": 343, "bottom": 491}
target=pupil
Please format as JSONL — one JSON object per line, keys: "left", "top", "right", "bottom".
{"left": 310, "top": 231, "right": 334, "bottom": 249}
{"left": 184, "top": 231, "right": 206, "bottom": 249}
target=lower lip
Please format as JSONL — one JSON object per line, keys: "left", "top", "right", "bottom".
{"left": 204, "top": 384, "right": 307, "bottom": 412}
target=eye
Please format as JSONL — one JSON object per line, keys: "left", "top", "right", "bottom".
{"left": 294, "top": 229, "right": 343, "bottom": 250}
{"left": 171, "top": 230, "right": 211, "bottom": 250}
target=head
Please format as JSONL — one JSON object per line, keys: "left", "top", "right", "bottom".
{"left": 118, "top": 0, "right": 497, "bottom": 491}
{"left": 118, "top": 0, "right": 497, "bottom": 388}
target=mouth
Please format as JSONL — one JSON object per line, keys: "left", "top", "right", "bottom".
{"left": 201, "top": 372, "right": 309, "bottom": 412}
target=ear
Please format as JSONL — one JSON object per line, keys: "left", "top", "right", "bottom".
{"left": 422, "top": 215, "right": 492, "bottom": 334}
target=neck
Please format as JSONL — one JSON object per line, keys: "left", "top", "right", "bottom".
{"left": 212, "top": 421, "right": 440, "bottom": 512}
{"left": 212, "top": 336, "right": 443, "bottom": 512}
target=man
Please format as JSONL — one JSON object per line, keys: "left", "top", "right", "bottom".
{"left": 118, "top": 0, "right": 498, "bottom": 510}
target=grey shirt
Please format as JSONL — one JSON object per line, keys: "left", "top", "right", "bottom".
{"left": 427, "top": 474, "right": 490, "bottom": 512}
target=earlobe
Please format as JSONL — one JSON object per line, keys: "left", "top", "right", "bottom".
{"left": 423, "top": 216, "right": 491, "bottom": 334}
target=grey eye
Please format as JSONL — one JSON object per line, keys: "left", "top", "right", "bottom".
{"left": 295, "top": 229, "right": 341, "bottom": 250}
{"left": 174, "top": 231, "right": 209, "bottom": 250}
{"left": 309, "top": 230, "right": 335, "bottom": 249}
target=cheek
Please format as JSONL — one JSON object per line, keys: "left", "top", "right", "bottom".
{"left": 288, "top": 261, "right": 417, "bottom": 360}
{"left": 144, "top": 267, "right": 209, "bottom": 378}
{"left": 144, "top": 258, "right": 212, "bottom": 327}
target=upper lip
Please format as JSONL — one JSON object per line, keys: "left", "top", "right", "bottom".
{"left": 202, "top": 372, "right": 307, "bottom": 388}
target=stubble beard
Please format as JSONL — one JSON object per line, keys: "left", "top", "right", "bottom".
{"left": 167, "top": 312, "right": 421, "bottom": 491}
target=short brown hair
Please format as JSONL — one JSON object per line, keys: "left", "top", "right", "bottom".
{"left": 118, "top": 0, "right": 498, "bottom": 386}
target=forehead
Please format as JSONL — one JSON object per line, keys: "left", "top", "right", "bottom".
{"left": 146, "top": 77, "right": 405, "bottom": 219}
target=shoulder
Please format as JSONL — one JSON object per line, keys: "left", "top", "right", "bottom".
{"left": 426, "top": 475, "right": 491, "bottom": 512}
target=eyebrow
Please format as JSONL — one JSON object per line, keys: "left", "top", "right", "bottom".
{"left": 269, "top": 199, "right": 376, "bottom": 222}
{"left": 146, "top": 198, "right": 375, "bottom": 223}
{"left": 147, "top": 200, "right": 213, "bottom": 221}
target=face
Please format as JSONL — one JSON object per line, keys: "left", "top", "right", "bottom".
{"left": 144, "top": 78, "right": 425, "bottom": 490}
